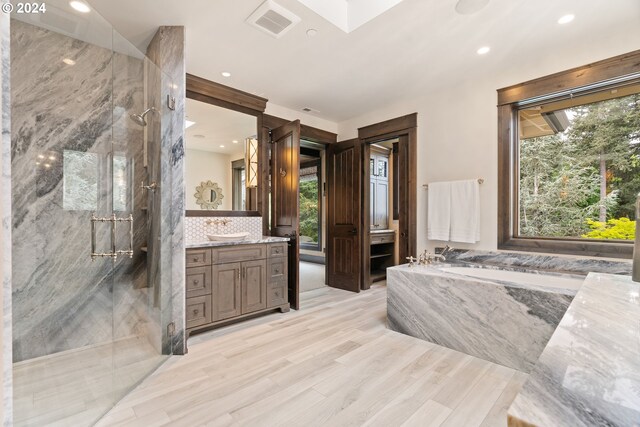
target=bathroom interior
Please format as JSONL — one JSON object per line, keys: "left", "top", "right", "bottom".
{"left": 0, "top": 0, "right": 639, "bottom": 426}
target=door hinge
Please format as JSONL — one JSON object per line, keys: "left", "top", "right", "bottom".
{"left": 167, "top": 322, "right": 176, "bottom": 337}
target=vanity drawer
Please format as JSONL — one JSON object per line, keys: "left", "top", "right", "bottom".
{"left": 186, "top": 295, "right": 212, "bottom": 329}
{"left": 186, "top": 248, "right": 212, "bottom": 267}
{"left": 211, "top": 244, "right": 266, "bottom": 264}
{"left": 268, "top": 258, "right": 287, "bottom": 283}
{"left": 186, "top": 266, "right": 211, "bottom": 298}
{"left": 371, "top": 232, "right": 395, "bottom": 245}
{"left": 268, "top": 243, "right": 287, "bottom": 258}
{"left": 267, "top": 283, "right": 287, "bottom": 308}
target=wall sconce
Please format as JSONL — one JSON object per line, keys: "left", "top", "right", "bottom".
{"left": 245, "top": 137, "right": 258, "bottom": 188}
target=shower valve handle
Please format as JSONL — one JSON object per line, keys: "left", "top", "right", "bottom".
{"left": 141, "top": 181, "right": 158, "bottom": 192}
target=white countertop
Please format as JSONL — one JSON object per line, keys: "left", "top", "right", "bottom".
{"left": 186, "top": 236, "right": 289, "bottom": 249}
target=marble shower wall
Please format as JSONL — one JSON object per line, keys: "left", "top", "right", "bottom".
{"left": 1, "top": 11, "right": 12, "bottom": 426}
{"left": 146, "top": 26, "right": 186, "bottom": 356}
{"left": 10, "top": 20, "right": 152, "bottom": 361}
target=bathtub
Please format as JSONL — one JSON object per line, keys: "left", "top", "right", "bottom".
{"left": 438, "top": 266, "right": 584, "bottom": 291}
{"left": 386, "top": 263, "right": 578, "bottom": 372}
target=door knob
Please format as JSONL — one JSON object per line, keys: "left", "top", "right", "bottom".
{"left": 349, "top": 228, "right": 358, "bottom": 235}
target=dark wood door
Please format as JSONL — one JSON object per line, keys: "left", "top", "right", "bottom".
{"left": 212, "top": 262, "right": 242, "bottom": 321}
{"left": 270, "top": 120, "right": 301, "bottom": 310}
{"left": 241, "top": 260, "right": 267, "bottom": 314}
{"left": 327, "top": 139, "right": 362, "bottom": 292}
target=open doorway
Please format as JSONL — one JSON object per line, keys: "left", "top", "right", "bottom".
{"left": 299, "top": 141, "right": 327, "bottom": 293}
{"left": 368, "top": 140, "right": 399, "bottom": 283}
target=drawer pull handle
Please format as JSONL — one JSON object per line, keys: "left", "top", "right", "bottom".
{"left": 192, "top": 257, "right": 199, "bottom": 262}
{"left": 193, "top": 309, "right": 199, "bottom": 315}
{"left": 193, "top": 279, "right": 199, "bottom": 285}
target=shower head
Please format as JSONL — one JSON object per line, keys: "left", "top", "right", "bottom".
{"left": 129, "top": 107, "right": 157, "bottom": 127}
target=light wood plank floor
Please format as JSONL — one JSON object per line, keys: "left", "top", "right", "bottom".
{"left": 97, "top": 284, "right": 528, "bottom": 427}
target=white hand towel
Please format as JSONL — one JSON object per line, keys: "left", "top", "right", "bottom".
{"left": 450, "top": 179, "right": 480, "bottom": 243}
{"left": 427, "top": 181, "right": 451, "bottom": 241}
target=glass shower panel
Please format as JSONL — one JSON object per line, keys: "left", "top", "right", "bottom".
{"left": 10, "top": 1, "right": 173, "bottom": 425}
{"left": 111, "top": 28, "right": 172, "bottom": 404}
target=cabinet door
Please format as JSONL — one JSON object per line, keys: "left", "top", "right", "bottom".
{"left": 212, "top": 262, "right": 242, "bottom": 321}
{"left": 242, "top": 259, "right": 267, "bottom": 314}
{"left": 370, "top": 178, "right": 377, "bottom": 229}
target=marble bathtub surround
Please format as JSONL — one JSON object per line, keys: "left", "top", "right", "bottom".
{"left": 387, "top": 264, "right": 574, "bottom": 372}
{"left": 441, "top": 248, "right": 632, "bottom": 276}
{"left": 185, "top": 216, "right": 263, "bottom": 243}
{"left": 508, "top": 273, "right": 640, "bottom": 426}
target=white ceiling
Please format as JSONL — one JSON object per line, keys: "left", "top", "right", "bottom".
{"left": 88, "top": 0, "right": 640, "bottom": 122}
{"left": 185, "top": 98, "right": 255, "bottom": 157}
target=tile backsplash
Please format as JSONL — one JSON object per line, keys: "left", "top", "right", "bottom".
{"left": 185, "top": 216, "right": 263, "bottom": 242}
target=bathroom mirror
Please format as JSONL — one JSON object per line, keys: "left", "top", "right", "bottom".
{"left": 184, "top": 98, "right": 258, "bottom": 212}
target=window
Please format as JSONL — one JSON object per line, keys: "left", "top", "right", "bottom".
{"left": 299, "top": 160, "right": 321, "bottom": 251}
{"left": 518, "top": 87, "right": 640, "bottom": 241}
{"left": 498, "top": 50, "right": 640, "bottom": 257}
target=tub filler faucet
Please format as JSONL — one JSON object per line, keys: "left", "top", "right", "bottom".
{"left": 633, "top": 193, "right": 640, "bottom": 283}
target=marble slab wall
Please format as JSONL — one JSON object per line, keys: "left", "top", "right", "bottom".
{"left": 10, "top": 20, "right": 151, "bottom": 361}
{"left": 1, "top": 11, "right": 12, "bottom": 426}
{"left": 185, "top": 216, "right": 263, "bottom": 243}
{"left": 146, "top": 26, "right": 186, "bottom": 356}
{"left": 387, "top": 265, "right": 573, "bottom": 372}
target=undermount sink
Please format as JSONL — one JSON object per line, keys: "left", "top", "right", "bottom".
{"left": 207, "top": 232, "right": 250, "bottom": 242}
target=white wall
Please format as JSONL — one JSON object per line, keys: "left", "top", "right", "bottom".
{"left": 184, "top": 148, "right": 243, "bottom": 211}
{"left": 266, "top": 102, "right": 339, "bottom": 135}
{"left": 337, "top": 39, "right": 640, "bottom": 255}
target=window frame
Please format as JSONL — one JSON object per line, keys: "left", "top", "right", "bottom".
{"left": 497, "top": 49, "right": 640, "bottom": 259}
{"left": 299, "top": 158, "right": 323, "bottom": 252}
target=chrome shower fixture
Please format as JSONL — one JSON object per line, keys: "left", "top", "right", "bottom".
{"left": 129, "top": 107, "right": 157, "bottom": 127}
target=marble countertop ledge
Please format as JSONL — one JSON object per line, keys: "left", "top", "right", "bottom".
{"left": 186, "top": 236, "right": 289, "bottom": 249}
{"left": 508, "top": 273, "right": 640, "bottom": 427}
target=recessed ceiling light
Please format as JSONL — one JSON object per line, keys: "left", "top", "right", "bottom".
{"left": 558, "top": 14, "right": 575, "bottom": 24}
{"left": 186, "top": 120, "right": 195, "bottom": 129}
{"left": 221, "top": 72, "right": 231, "bottom": 78}
{"left": 477, "top": 46, "right": 491, "bottom": 55}
{"left": 219, "top": 145, "right": 225, "bottom": 148}
{"left": 69, "top": 1, "right": 90, "bottom": 13}
{"left": 62, "top": 58, "right": 76, "bottom": 66}
{"left": 232, "top": 140, "right": 239, "bottom": 144}
{"left": 306, "top": 29, "right": 318, "bottom": 37}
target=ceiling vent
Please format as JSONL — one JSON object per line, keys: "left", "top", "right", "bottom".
{"left": 247, "top": 0, "right": 301, "bottom": 39}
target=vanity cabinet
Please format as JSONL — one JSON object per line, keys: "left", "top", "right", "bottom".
{"left": 186, "top": 242, "right": 289, "bottom": 337}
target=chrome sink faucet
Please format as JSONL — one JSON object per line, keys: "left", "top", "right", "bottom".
{"left": 206, "top": 219, "right": 232, "bottom": 226}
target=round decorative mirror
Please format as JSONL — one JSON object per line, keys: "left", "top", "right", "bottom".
{"left": 194, "top": 180, "right": 224, "bottom": 210}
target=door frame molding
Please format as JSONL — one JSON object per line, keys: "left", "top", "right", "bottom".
{"left": 358, "top": 113, "right": 417, "bottom": 289}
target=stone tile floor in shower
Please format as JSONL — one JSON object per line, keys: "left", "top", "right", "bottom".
{"left": 13, "top": 334, "right": 163, "bottom": 427}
